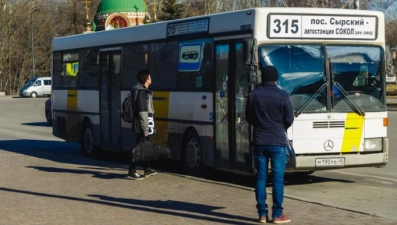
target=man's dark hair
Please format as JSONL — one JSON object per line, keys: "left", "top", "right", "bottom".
{"left": 137, "top": 70, "right": 150, "bottom": 84}
{"left": 262, "top": 66, "right": 279, "bottom": 83}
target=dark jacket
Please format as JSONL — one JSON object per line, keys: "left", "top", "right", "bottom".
{"left": 245, "top": 82, "right": 294, "bottom": 146}
{"left": 130, "top": 83, "right": 155, "bottom": 135}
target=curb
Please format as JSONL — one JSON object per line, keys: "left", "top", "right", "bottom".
{"left": 387, "top": 104, "right": 397, "bottom": 111}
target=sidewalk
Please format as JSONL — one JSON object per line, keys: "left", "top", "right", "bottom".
{"left": 387, "top": 97, "right": 397, "bottom": 110}
{"left": 0, "top": 145, "right": 395, "bottom": 225}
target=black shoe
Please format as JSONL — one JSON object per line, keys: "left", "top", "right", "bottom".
{"left": 127, "top": 173, "right": 144, "bottom": 180}
{"left": 144, "top": 169, "right": 157, "bottom": 177}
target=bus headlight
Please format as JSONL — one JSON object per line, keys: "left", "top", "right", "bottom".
{"left": 364, "top": 138, "right": 382, "bottom": 152}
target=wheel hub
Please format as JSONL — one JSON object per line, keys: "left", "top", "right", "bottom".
{"left": 185, "top": 139, "right": 201, "bottom": 170}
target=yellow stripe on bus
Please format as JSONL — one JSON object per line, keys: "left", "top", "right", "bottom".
{"left": 152, "top": 91, "right": 170, "bottom": 144}
{"left": 67, "top": 90, "right": 78, "bottom": 111}
{"left": 341, "top": 113, "right": 364, "bottom": 152}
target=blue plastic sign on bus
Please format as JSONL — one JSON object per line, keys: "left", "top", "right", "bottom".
{"left": 179, "top": 43, "right": 204, "bottom": 71}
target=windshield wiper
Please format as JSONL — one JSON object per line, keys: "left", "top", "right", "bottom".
{"left": 295, "top": 83, "right": 327, "bottom": 117}
{"left": 334, "top": 82, "right": 365, "bottom": 116}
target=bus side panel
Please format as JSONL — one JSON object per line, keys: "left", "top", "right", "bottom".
{"left": 52, "top": 90, "right": 100, "bottom": 146}
{"left": 165, "top": 92, "right": 214, "bottom": 166}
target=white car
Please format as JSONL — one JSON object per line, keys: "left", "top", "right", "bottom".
{"left": 19, "top": 77, "right": 52, "bottom": 98}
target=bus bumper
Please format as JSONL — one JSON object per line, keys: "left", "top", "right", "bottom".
{"left": 295, "top": 138, "right": 389, "bottom": 171}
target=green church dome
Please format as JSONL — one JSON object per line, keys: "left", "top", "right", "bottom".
{"left": 97, "top": 0, "right": 147, "bottom": 14}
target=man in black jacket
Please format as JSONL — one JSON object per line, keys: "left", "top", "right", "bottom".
{"left": 127, "top": 70, "right": 157, "bottom": 180}
{"left": 245, "top": 66, "right": 294, "bottom": 224}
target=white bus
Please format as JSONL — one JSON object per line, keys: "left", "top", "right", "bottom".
{"left": 51, "top": 7, "right": 388, "bottom": 176}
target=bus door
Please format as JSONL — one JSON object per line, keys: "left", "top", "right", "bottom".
{"left": 99, "top": 49, "right": 122, "bottom": 149}
{"left": 214, "top": 40, "right": 252, "bottom": 174}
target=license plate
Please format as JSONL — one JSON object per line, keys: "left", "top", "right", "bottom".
{"left": 315, "top": 157, "right": 345, "bottom": 167}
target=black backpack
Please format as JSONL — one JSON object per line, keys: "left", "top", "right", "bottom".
{"left": 121, "top": 90, "right": 139, "bottom": 123}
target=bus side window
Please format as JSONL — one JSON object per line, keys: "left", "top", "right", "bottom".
{"left": 149, "top": 42, "right": 178, "bottom": 90}
{"left": 177, "top": 38, "right": 212, "bottom": 90}
{"left": 122, "top": 45, "right": 148, "bottom": 89}
{"left": 79, "top": 49, "right": 99, "bottom": 89}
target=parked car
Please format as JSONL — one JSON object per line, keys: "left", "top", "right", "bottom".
{"left": 45, "top": 98, "right": 52, "bottom": 126}
{"left": 20, "top": 77, "right": 51, "bottom": 98}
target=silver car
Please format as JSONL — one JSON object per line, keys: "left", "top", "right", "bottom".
{"left": 19, "top": 77, "right": 52, "bottom": 98}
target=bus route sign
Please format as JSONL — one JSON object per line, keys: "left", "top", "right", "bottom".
{"left": 167, "top": 18, "right": 209, "bottom": 37}
{"left": 267, "top": 14, "right": 377, "bottom": 40}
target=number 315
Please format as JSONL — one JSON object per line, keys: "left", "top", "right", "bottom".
{"left": 273, "top": 19, "right": 299, "bottom": 34}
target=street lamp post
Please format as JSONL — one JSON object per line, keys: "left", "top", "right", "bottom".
{"left": 30, "top": 8, "right": 38, "bottom": 78}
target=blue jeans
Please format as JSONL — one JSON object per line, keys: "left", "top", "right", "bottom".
{"left": 254, "top": 145, "right": 286, "bottom": 218}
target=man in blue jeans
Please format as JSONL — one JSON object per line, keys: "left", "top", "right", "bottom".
{"left": 245, "top": 66, "right": 294, "bottom": 223}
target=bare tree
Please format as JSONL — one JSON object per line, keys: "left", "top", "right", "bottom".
{"left": 0, "top": 0, "right": 94, "bottom": 94}
{"left": 0, "top": 0, "right": 10, "bottom": 92}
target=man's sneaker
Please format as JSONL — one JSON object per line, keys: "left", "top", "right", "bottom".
{"left": 144, "top": 169, "right": 157, "bottom": 177}
{"left": 127, "top": 173, "right": 144, "bottom": 180}
{"left": 272, "top": 214, "right": 291, "bottom": 224}
{"left": 258, "top": 216, "right": 268, "bottom": 223}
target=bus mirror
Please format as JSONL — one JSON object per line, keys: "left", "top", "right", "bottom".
{"left": 247, "top": 67, "right": 262, "bottom": 84}
{"left": 244, "top": 38, "right": 261, "bottom": 84}
{"left": 243, "top": 38, "right": 255, "bottom": 65}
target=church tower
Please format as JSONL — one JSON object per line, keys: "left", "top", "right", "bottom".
{"left": 94, "top": 0, "right": 150, "bottom": 31}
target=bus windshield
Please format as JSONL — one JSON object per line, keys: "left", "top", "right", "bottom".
{"left": 258, "top": 45, "right": 386, "bottom": 113}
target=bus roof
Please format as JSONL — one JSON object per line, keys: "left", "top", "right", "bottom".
{"left": 52, "top": 7, "right": 384, "bottom": 52}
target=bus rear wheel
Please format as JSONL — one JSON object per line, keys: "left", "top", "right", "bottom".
{"left": 81, "top": 121, "right": 96, "bottom": 157}
{"left": 183, "top": 131, "right": 204, "bottom": 177}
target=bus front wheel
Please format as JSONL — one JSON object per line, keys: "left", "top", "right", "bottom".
{"left": 183, "top": 131, "right": 204, "bottom": 177}
{"left": 81, "top": 121, "right": 96, "bottom": 157}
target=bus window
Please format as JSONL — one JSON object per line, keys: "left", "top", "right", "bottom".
{"left": 150, "top": 42, "right": 178, "bottom": 90}
{"left": 60, "top": 52, "right": 79, "bottom": 88}
{"left": 52, "top": 52, "right": 62, "bottom": 88}
{"left": 328, "top": 46, "right": 385, "bottom": 112}
{"left": 177, "top": 38, "right": 213, "bottom": 90}
{"left": 79, "top": 49, "right": 99, "bottom": 89}
{"left": 122, "top": 45, "right": 148, "bottom": 89}
{"left": 259, "top": 45, "right": 326, "bottom": 113}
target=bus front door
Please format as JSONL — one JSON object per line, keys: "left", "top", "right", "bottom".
{"left": 214, "top": 41, "right": 253, "bottom": 174}
{"left": 99, "top": 50, "right": 122, "bottom": 150}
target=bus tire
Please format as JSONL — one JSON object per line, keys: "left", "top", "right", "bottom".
{"left": 183, "top": 130, "right": 205, "bottom": 177}
{"left": 31, "top": 92, "right": 38, "bottom": 98}
{"left": 81, "top": 121, "right": 96, "bottom": 157}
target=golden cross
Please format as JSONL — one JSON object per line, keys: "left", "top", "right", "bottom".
{"left": 82, "top": 0, "right": 91, "bottom": 20}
